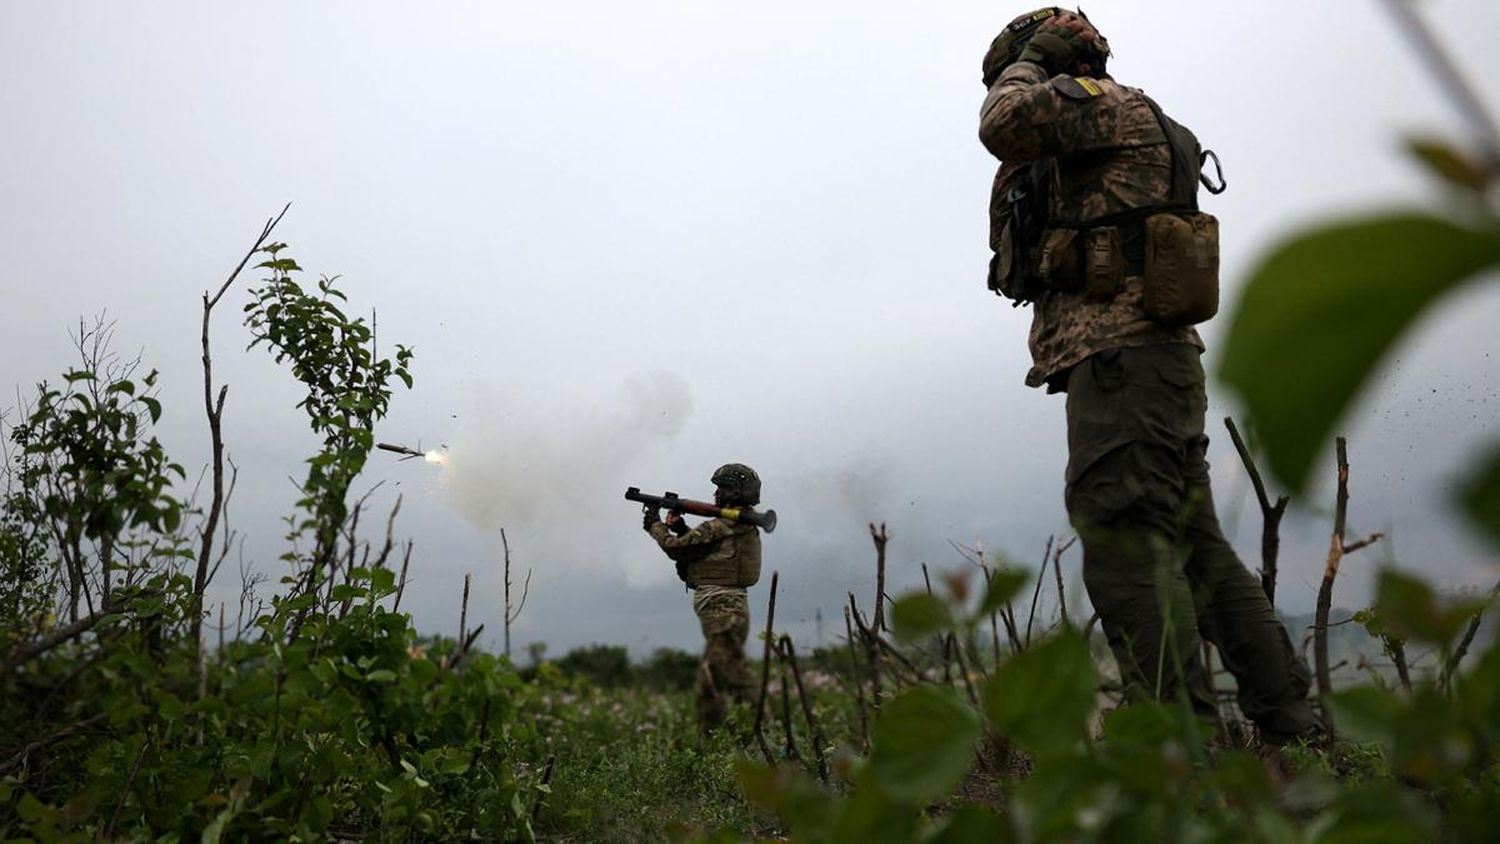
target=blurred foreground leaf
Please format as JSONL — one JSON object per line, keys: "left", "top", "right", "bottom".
{"left": 869, "top": 686, "right": 982, "bottom": 804}
{"left": 1325, "top": 685, "right": 1401, "bottom": 747}
{"left": 1219, "top": 212, "right": 1500, "bottom": 493}
{"left": 889, "top": 593, "right": 955, "bottom": 643}
{"left": 978, "top": 568, "right": 1029, "bottom": 619}
{"left": 984, "top": 632, "right": 1097, "bottom": 756}
{"left": 1460, "top": 446, "right": 1500, "bottom": 546}
{"left": 1374, "top": 568, "right": 1488, "bottom": 645}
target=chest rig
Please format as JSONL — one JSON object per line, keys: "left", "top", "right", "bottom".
{"left": 988, "top": 88, "right": 1227, "bottom": 325}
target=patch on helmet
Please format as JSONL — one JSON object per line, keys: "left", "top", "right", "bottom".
{"left": 1051, "top": 76, "right": 1104, "bottom": 100}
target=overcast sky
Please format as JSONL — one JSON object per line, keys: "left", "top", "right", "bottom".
{"left": 3, "top": 1, "right": 1498, "bottom": 657}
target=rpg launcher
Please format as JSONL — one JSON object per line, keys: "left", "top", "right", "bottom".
{"left": 625, "top": 487, "right": 777, "bottom": 533}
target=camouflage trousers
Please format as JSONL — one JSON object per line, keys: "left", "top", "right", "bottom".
{"left": 1063, "top": 344, "right": 1318, "bottom": 742}
{"left": 692, "top": 587, "right": 754, "bottom": 732}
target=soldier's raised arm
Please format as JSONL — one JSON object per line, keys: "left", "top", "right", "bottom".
{"left": 978, "top": 10, "right": 1126, "bottom": 161}
{"left": 980, "top": 62, "right": 1133, "bottom": 162}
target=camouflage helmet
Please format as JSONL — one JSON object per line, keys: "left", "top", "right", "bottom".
{"left": 711, "top": 463, "right": 761, "bottom": 506}
{"left": 982, "top": 7, "right": 1110, "bottom": 86}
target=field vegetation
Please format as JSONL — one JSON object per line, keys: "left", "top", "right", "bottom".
{"left": 6, "top": 4, "right": 1500, "bottom": 841}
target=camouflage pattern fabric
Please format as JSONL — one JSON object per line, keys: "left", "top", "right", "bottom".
{"left": 649, "top": 517, "right": 762, "bottom": 588}
{"left": 980, "top": 61, "right": 1202, "bottom": 389}
{"left": 692, "top": 587, "right": 754, "bottom": 732}
{"left": 1065, "top": 344, "right": 1319, "bottom": 742}
{"left": 648, "top": 514, "right": 762, "bottom": 731}
{"left": 980, "top": 61, "right": 1319, "bottom": 741}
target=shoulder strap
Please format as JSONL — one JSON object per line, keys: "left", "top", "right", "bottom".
{"left": 1140, "top": 94, "right": 1226, "bottom": 203}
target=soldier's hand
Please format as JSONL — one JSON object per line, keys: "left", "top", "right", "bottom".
{"left": 665, "top": 511, "right": 690, "bottom": 536}
{"left": 1019, "top": 15, "right": 1098, "bottom": 76}
{"left": 643, "top": 508, "right": 661, "bottom": 531}
{"left": 1018, "top": 31, "right": 1081, "bottom": 76}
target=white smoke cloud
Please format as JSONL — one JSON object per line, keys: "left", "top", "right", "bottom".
{"left": 435, "top": 371, "right": 693, "bottom": 587}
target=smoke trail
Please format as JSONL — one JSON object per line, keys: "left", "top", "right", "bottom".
{"left": 438, "top": 371, "right": 693, "bottom": 583}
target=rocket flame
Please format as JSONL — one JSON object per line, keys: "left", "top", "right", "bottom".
{"left": 425, "top": 450, "right": 448, "bottom": 466}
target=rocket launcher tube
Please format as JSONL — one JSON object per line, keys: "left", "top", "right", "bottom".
{"left": 625, "top": 487, "right": 777, "bottom": 533}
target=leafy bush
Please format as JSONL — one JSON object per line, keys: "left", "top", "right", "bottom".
{"left": 0, "top": 243, "right": 541, "bottom": 840}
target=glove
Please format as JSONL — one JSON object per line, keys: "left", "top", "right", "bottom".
{"left": 667, "top": 514, "right": 691, "bottom": 536}
{"left": 643, "top": 508, "right": 661, "bottom": 531}
{"left": 1017, "top": 29, "right": 1085, "bottom": 77}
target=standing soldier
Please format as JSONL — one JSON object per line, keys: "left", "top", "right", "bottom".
{"left": 978, "top": 8, "right": 1321, "bottom": 744}
{"left": 643, "top": 464, "right": 764, "bottom": 733}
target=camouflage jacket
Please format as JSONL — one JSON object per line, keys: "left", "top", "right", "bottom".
{"left": 649, "top": 517, "right": 762, "bottom": 588}
{"left": 980, "top": 61, "right": 1202, "bottom": 390}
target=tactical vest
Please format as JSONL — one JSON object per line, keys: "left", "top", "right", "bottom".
{"left": 681, "top": 520, "right": 762, "bottom": 589}
{"left": 988, "top": 92, "right": 1226, "bottom": 325}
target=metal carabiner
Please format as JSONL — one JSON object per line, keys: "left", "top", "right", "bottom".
{"left": 1199, "top": 149, "right": 1227, "bottom": 195}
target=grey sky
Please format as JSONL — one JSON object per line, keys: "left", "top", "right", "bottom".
{"left": 3, "top": 1, "right": 1497, "bottom": 657}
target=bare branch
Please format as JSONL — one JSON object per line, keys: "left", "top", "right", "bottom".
{"left": 393, "top": 541, "right": 413, "bottom": 613}
{"left": 3, "top": 603, "right": 115, "bottom": 676}
{"left": 0, "top": 712, "right": 110, "bottom": 775}
{"left": 1024, "top": 535, "right": 1055, "bottom": 648}
{"left": 778, "top": 635, "right": 829, "bottom": 784}
{"left": 1225, "top": 416, "right": 1291, "bottom": 604}
{"left": 842, "top": 604, "right": 869, "bottom": 753}
{"left": 1443, "top": 580, "right": 1500, "bottom": 690}
{"left": 1341, "top": 532, "right": 1385, "bottom": 555}
{"left": 195, "top": 204, "right": 291, "bottom": 684}
{"left": 508, "top": 570, "right": 532, "bottom": 624}
{"left": 752, "top": 571, "right": 779, "bottom": 765}
{"left": 868, "top": 522, "right": 889, "bottom": 633}
{"left": 1315, "top": 438, "right": 1352, "bottom": 707}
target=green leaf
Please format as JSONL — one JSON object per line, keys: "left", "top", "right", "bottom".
{"left": 889, "top": 592, "right": 956, "bottom": 643}
{"left": 329, "top": 584, "right": 365, "bottom": 602}
{"left": 371, "top": 566, "right": 396, "bottom": 595}
{"left": 366, "top": 668, "right": 398, "bottom": 683}
{"left": 829, "top": 786, "right": 920, "bottom": 844}
{"left": 1220, "top": 212, "right": 1500, "bottom": 493}
{"left": 107, "top": 379, "right": 135, "bottom": 395}
{"left": 156, "top": 691, "right": 187, "bottom": 722}
{"left": 1314, "top": 780, "right": 1440, "bottom": 844}
{"left": 923, "top": 804, "right": 1008, "bottom": 843}
{"left": 983, "top": 632, "right": 1097, "bottom": 756}
{"left": 304, "top": 795, "right": 334, "bottom": 833}
{"left": 977, "top": 568, "right": 1028, "bottom": 618}
{"left": 141, "top": 396, "right": 162, "bottom": 423}
{"left": 1374, "top": 568, "right": 1488, "bottom": 645}
{"left": 868, "top": 686, "right": 982, "bottom": 804}
{"left": 1459, "top": 445, "right": 1500, "bottom": 547}
{"left": 1101, "top": 701, "right": 1206, "bottom": 747}
{"left": 17, "top": 791, "right": 48, "bottom": 823}
{"left": 1326, "top": 685, "right": 1401, "bottom": 747}
{"left": 256, "top": 257, "right": 302, "bottom": 272}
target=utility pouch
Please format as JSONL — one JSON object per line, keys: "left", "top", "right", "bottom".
{"left": 989, "top": 220, "right": 1018, "bottom": 297}
{"left": 1082, "top": 226, "right": 1125, "bottom": 301}
{"left": 1143, "top": 211, "right": 1220, "bottom": 325}
{"left": 1037, "top": 228, "right": 1081, "bottom": 292}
